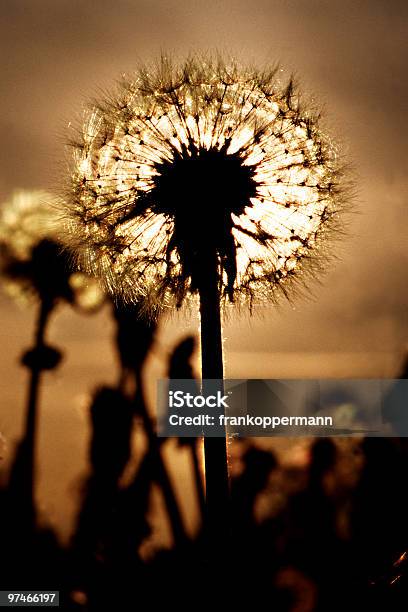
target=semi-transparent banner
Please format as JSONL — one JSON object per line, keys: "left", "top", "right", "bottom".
{"left": 157, "top": 379, "right": 408, "bottom": 437}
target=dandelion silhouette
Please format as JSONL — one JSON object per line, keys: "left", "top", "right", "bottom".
{"left": 66, "top": 55, "right": 350, "bottom": 541}
{"left": 0, "top": 191, "right": 103, "bottom": 523}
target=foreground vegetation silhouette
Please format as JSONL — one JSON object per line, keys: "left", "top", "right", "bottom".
{"left": 2, "top": 326, "right": 408, "bottom": 609}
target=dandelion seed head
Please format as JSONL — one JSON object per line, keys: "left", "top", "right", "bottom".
{"left": 0, "top": 190, "right": 58, "bottom": 260}
{"left": 0, "top": 190, "right": 104, "bottom": 308}
{"left": 67, "top": 55, "right": 351, "bottom": 310}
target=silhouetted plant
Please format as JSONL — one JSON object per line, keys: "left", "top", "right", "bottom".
{"left": 112, "top": 304, "right": 188, "bottom": 546}
{"left": 0, "top": 190, "right": 103, "bottom": 524}
{"left": 113, "top": 301, "right": 156, "bottom": 389}
{"left": 168, "top": 336, "right": 206, "bottom": 521}
{"left": 65, "top": 54, "right": 351, "bottom": 540}
{"left": 71, "top": 386, "right": 138, "bottom": 583}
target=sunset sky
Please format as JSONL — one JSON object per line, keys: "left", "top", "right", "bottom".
{"left": 0, "top": 0, "right": 407, "bottom": 540}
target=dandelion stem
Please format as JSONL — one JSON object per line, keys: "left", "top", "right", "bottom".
{"left": 199, "top": 249, "right": 230, "bottom": 546}
{"left": 191, "top": 441, "right": 206, "bottom": 523}
{"left": 10, "top": 298, "right": 53, "bottom": 529}
{"left": 25, "top": 301, "right": 52, "bottom": 469}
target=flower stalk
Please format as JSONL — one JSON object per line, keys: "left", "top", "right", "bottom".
{"left": 199, "top": 247, "right": 229, "bottom": 541}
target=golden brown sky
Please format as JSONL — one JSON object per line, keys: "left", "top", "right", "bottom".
{"left": 0, "top": 0, "right": 407, "bottom": 539}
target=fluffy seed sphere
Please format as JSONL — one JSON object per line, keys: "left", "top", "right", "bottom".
{"left": 66, "top": 55, "right": 351, "bottom": 311}
{"left": 0, "top": 190, "right": 103, "bottom": 310}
